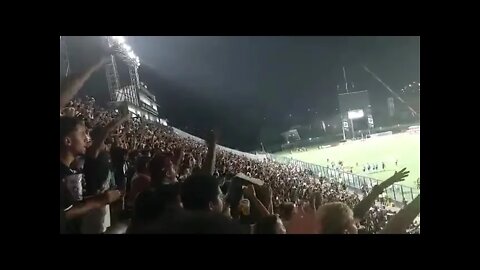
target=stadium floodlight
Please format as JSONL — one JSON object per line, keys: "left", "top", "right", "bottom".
{"left": 127, "top": 51, "right": 136, "bottom": 59}
{"left": 123, "top": 44, "right": 132, "bottom": 52}
{"left": 112, "top": 36, "right": 125, "bottom": 43}
{"left": 347, "top": 109, "right": 364, "bottom": 120}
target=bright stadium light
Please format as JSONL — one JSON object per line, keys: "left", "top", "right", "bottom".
{"left": 123, "top": 44, "right": 132, "bottom": 52}
{"left": 409, "top": 84, "right": 412, "bottom": 87}
{"left": 112, "top": 36, "right": 125, "bottom": 43}
{"left": 347, "top": 109, "right": 364, "bottom": 120}
{"left": 108, "top": 36, "right": 140, "bottom": 66}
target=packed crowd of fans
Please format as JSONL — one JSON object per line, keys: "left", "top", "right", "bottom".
{"left": 60, "top": 55, "right": 420, "bottom": 234}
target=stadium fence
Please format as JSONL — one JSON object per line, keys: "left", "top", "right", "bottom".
{"left": 271, "top": 155, "right": 419, "bottom": 205}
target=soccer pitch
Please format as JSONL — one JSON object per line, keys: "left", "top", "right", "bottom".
{"left": 276, "top": 132, "right": 420, "bottom": 188}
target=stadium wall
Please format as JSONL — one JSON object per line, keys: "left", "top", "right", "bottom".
{"left": 172, "top": 127, "right": 266, "bottom": 161}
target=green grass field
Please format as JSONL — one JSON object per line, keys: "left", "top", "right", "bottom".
{"left": 276, "top": 132, "right": 420, "bottom": 189}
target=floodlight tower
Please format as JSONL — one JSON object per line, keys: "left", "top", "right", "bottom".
{"left": 104, "top": 37, "right": 122, "bottom": 102}
{"left": 102, "top": 36, "right": 163, "bottom": 123}
{"left": 104, "top": 36, "right": 141, "bottom": 106}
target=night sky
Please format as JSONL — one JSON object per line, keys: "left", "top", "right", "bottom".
{"left": 69, "top": 36, "right": 420, "bottom": 151}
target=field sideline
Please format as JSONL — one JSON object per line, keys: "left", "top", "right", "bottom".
{"left": 276, "top": 132, "right": 420, "bottom": 189}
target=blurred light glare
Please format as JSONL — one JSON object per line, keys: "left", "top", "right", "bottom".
{"left": 348, "top": 109, "right": 364, "bottom": 120}
{"left": 112, "top": 36, "right": 125, "bottom": 43}
{"left": 123, "top": 44, "right": 131, "bottom": 51}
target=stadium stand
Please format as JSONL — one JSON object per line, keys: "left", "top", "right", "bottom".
{"left": 60, "top": 54, "right": 420, "bottom": 234}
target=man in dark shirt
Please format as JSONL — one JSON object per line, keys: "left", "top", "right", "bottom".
{"left": 60, "top": 56, "right": 122, "bottom": 233}
{"left": 84, "top": 143, "right": 112, "bottom": 196}
{"left": 111, "top": 145, "right": 128, "bottom": 192}
{"left": 60, "top": 116, "right": 121, "bottom": 234}
{"left": 84, "top": 105, "right": 129, "bottom": 194}
{"left": 60, "top": 161, "right": 78, "bottom": 233}
{"left": 82, "top": 104, "right": 129, "bottom": 233}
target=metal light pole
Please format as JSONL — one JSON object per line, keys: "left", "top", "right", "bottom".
{"left": 350, "top": 117, "right": 355, "bottom": 139}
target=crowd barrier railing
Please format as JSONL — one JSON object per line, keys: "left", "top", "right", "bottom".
{"left": 271, "top": 155, "right": 419, "bottom": 204}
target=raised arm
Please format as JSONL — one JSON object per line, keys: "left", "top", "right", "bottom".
{"left": 243, "top": 185, "right": 270, "bottom": 218}
{"left": 380, "top": 194, "right": 420, "bottom": 234}
{"left": 87, "top": 103, "right": 129, "bottom": 159}
{"left": 353, "top": 168, "right": 409, "bottom": 221}
{"left": 201, "top": 130, "right": 216, "bottom": 176}
{"left": 60, "top": 56, "right": 109, "bottom": 110}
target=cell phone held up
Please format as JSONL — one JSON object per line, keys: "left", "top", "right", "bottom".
{"left": 225, "top": 173, "right": 263, "bottom": 209}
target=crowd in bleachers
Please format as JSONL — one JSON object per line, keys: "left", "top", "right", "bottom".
{"left": 60, "top": 54, "right": 420, "bottom": 234}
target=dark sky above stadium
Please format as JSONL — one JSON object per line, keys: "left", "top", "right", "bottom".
{"left": 95, "top": 36, "right": 420, "bottom": 151}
